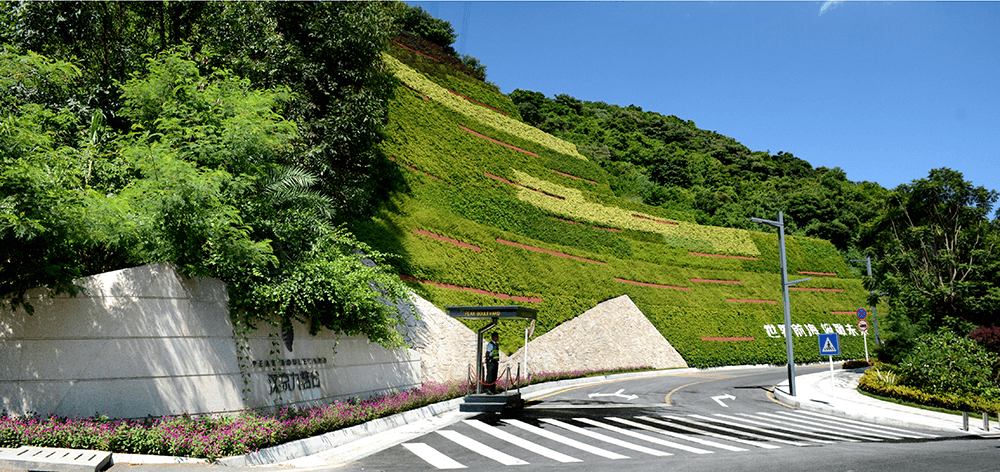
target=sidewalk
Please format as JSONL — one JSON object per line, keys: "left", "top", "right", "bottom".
{"left": 773, "top": 367, "right": 1000, "bottom": 434}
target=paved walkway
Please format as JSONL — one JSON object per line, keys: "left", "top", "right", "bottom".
{"left": 4, "top": 366, "right": 995, "bottom": 471}
{"left": 773, "top": 368, "right": 999, "bottom": 434}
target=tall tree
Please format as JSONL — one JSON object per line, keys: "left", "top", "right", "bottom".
{"left": 866, "top": 168, "right": 1000, "bottom": 350}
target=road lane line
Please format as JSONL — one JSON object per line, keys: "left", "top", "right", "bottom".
{"left": 583, "top": 417, "right": 739, "bottom": 452}
{"left": 754, "top": 412, "right": 888, "bottom": 440}
{"left": 437, "top": 430, "right": 529, "bottom": 465}
{"left": 462, "top": 420, "right": 581, "bottom": 463}
{"left": 634, "top": 416, "right": 780, "bottom": 450}
{"left": 793, "top": 410, "right": 939, "bottom": 438}
{"left": 540, "top": 418, "right": 672, "bottom": 456}
{"left": 502, "top": 419, "right": 630, "bottom": 459}
{"left": 706, "top": 414, "right": 837, "bottom": 444}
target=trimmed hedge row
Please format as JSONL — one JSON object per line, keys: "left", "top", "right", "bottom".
{"left": 359, "top": 52, "right": 873, "bottom": 367}
{"left": 858, "top": 364, "right": 1000, "bottom": 414}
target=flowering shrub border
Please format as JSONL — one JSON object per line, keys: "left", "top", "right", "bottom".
{"left": 400, "top": 275, "right": 542, "bottom": 303}
{"left": 413, "top": 229, "right": 482, "bottom": 253}
{"left": 497, "top": 238, "right": 607, "bottom": 265}
{"left": 613, "top": 277, "right": 690, "bottom": 291}
{"left": 858, "top": 364, "right": 1000, "bottom": 414}
{"left": 0, "top": 367, "right": 654, "bottom": 460}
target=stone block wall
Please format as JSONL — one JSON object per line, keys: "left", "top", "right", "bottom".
{"left": 0, "top": 263, "right": 420, "bottom": 419}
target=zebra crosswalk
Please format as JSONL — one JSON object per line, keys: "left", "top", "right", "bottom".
{"left": 398, "top": 410, "right": 940, "bottom": 469}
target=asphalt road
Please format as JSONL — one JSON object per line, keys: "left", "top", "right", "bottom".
{"left": 341, "top": 365, "right": 994, "bottom": 472}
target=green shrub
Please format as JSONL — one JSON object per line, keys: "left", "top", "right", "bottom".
{"left": 859, "top": 363, "right": 1000, "bottom": 414}
{"left": 896, "top": 330, "right": 1000, "bottom": 399}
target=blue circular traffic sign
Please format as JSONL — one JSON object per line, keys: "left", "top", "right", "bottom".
{"left": 857, "top": 308, "right": 867, "bottom": 320}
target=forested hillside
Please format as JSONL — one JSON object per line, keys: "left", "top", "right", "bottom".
{"left": 510, "top": 91, "right": 888, "bottom": 252}
{"left": 358, "top": 33, "right": 876, "bottom": 367}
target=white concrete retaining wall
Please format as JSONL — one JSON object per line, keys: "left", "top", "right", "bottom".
{"left": 0, "top": 263, "right": 420, "bottom": 419}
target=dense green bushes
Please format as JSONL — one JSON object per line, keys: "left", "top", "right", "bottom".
{"left": 859, "top": 363, "right": 1000, "bottom": 414}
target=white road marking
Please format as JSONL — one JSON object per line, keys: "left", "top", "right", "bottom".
{"left": 402, "top": 443, "right": 466, "bottom": 469}
{"left": 633, "top": 416, "right": 780, "bottom": 450}
{"left": 437, "top": 430, "right": 529, "bottom": 465}
{"left": 462, "top": 420, "right": 581, "bottom": 463}
{"left": 502, "top": 419, "right": 630, "bottom": 459}
{"left": 540, "top": 418, "right": 672, "bottom": 456}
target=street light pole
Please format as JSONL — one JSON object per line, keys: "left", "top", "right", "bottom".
{"left": 750, "top": 211, "right": 809, "bottom": 397}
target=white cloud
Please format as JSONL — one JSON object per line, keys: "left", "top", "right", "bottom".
{"left": 819, "top": 1, "right": 844, "bottom": 16}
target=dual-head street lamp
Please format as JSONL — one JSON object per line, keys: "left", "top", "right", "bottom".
{"left": 750, "top": 211, "right": 809, "bottom": 396}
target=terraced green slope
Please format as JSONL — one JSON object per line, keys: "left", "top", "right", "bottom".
{"left": 354, "top": 47, "right": 875, "bottom": 368}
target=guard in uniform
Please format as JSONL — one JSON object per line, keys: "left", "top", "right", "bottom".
{"left": 485, "top": 332, "right": 500, "bottom": 394}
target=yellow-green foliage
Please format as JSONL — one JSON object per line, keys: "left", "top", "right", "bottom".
{"left": 385, "top": 54, "right": 588, "bottom": 161}
{"left": 512, "top": 170, "right": 760, "bottom": 256}
{"left": 357, "top": 51, "right": 871, "bottom": 367}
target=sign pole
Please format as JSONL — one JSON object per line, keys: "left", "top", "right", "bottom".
{"left": 830, "top": 355, "right": 836, "bottom": 384}
{"left": 863, "top": 331, "right": 869, "bottom": 361}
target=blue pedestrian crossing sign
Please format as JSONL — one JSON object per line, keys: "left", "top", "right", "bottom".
{"left": 818, "top": 333, "right": 841, "bottom": 356}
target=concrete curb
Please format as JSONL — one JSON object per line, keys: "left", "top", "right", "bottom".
{"left": 107, "top": 365, "right": 783, "bottom": 467}
{"left": 772, "top": 369, "right": 997, "bottom": 434}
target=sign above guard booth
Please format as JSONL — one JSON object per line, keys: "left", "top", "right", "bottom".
{"left": 447, "top": 305, "right": 537, "bottom": 413}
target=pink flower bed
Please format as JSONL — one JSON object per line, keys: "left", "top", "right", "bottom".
{"left": 482, "top": 173, "right": 564, "bottom": 200}
{"left": 389, "top": 156, "right": 447, "bottom": 184}
{"left": 551, "top": 217, "right": 621, "bottom": 232}
{"left": 460, "top": 126, "right": 539, "bottom": 157}
{"left": 399, "top": 275, "right": 542, "bottom": 303}
{"left": 551, "top": 169, "right": 598, "bottom": 184}
{"left": 701, "top": 337, "right": 755, "bottom": 342}
{"left": 614, "top": 278, "right": 690, "bottom": 291}
{"left": 689, "top": 252, "right": 760, "bottom": 261}
{"left": 632, "top": 214, "right": 679, "bottom": 226}
{"left": 413, "top": 229, "right": 482, "bottom": 253}
{"left": 496, "top": 238, "right": 607, "bottom": 265}
{"left": 690, "top": 278, "right": 743, "bottom": 284}
{"left": 445, "top": 89, "right": 509, "bottom": 115}
{"left": 798, "top": 271, "right": 837, "bottom": 276}
{"left": 392, "top": 40, "right": 440, "bottom": 62}
{"left": 726, "top": 298, "right": 778, "bottom": 304}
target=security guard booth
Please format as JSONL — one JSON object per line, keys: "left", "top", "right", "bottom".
{"left": 446, "top": 305, "right": 537, "bottom": 413}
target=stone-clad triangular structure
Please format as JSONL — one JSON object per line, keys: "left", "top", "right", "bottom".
{"left": 506, "top": 294, "right": 687, "bottom": 374}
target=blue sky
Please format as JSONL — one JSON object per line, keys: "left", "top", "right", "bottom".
{"left": 406, "top": 1, "right": 1000, "bottom": 193}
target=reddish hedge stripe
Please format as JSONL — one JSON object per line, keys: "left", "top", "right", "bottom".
{"left": 632, "top": 214, "right": 679, "bottom": 226}
{"left": 483, "top": 173, "right": 564, "bottom": 200}
{"left": 727, "top": 298, "right": 778, "bottom": 304}
{"left": 551, "top": 217, "right": 621, "bottom": 232}
{"left": 392, "top": 41, "right": 440, "bottom": 62}
{"left": 614, "top": 278, "right": 690, "bottom": 291}
{"left": 689, "top": 252, "right": 760, "bottom": 261}
{"left": 789, "top": 287, "right": 845, "bottom": 292}
{"left": 690, "top": 279, "right": 743, "bottom": 285}
{"left": 460, "top": 126, "right": 539, "bottom": 157}
{"left": 399, "top": 275, "right": 542, "bottom": 303}
{"left": 413, "top": 229, "right": 482, "bottom": 253}
{"left": 702, "top": 337, "right": 755, "bottom": 342}
{"left": 484, "top": 172, "right": 520, "bottom": 186}
{"left": 798, "top": 271, "right": 838, "bottom": 276}
{"left": 445, "top": 89, "right": 510, "bottom": 115}
{"left": 389, "top": 156, "right": 447, "bottom": 184}
{"left": 496, "top": 238, "right": 607, "bottom": 265}
{"left": 551, "top": 169, "right": 598, "bottom": 184}
{"left": 831, "top": 311, "right": 856, "bottom": 315}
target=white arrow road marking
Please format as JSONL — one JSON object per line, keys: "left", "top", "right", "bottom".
{"left": 588, "top": 389, "right": 639, "bottom": 401}
{"left": 711, "top": 393, "right": 736, "bottom": 407}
